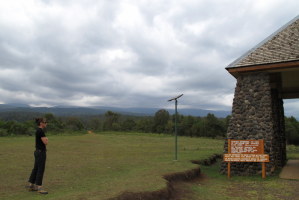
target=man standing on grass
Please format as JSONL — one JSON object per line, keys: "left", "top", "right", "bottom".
{"left": 26, "top": 118, "right": 49, "bottom": 194}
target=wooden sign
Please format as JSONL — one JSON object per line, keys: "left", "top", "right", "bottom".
{"left": 224, "top": 139, "right": 269, "bottom": 179}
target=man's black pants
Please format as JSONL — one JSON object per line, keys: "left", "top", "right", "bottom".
{"left": 28, "top": 150, "right": 46, "bottom": 186}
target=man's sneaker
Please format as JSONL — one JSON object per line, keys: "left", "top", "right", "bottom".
{"left": 37, "top": 188, "right": 48, "bottom": 194}
{"left": 25, "top": 184, "right": 37, "bottom": 191}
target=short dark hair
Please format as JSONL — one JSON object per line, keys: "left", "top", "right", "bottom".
{"left": 35, "top": 118, "right": 46, "bottom": 125}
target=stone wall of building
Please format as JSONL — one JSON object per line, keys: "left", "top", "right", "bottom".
{"left": 221, "top": 72, "right": 286, "bottom": 175}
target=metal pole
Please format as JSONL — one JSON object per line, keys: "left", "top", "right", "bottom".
{"left": 175, "top": 99, "right": 178, "bottom": 160}
{"left": 167, "top": 94, "right": 183, "bottom": 161}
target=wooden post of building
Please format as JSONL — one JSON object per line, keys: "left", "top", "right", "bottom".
{"left": 227, "top": 139, "right": 231, "bottom": 178}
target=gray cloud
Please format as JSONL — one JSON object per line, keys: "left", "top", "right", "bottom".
{"left": 0, "top": 0, "right": 298, "bottom": 115}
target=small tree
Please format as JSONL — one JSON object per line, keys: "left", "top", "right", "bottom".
{"left": 65, "top": 117, "right": 84, "bottom": 131}
{"left": 103, "top": 111, "right": 120, "bottom": 131}
{"left": 204, "top": 113, "right": 226, "bottom": 138}
{"left": 88, "top": 117, "right": 103, "bottom": 131}
{"left": 135, "top": 118, "right": 154, "bottom": 133}
{"left": 121, "top": 119, "right": 136, "bottom": 131}
{"left": 44, "top": 113, "right": 64, "bottom": 132}
{"left": 153, "top": 109, "right": 170, "bottom": 133}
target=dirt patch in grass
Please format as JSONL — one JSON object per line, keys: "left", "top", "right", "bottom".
{"left": 170, "top": 173, "right": 210, "bottom": 200}
{"left": 108, "top": 184, "right": 173, "bottom": 200}
{"left": 108, "top": 168, "right": 201, "bottom": 200}
{"left": 109, "top": 154, "right": 221, "bottom": 200}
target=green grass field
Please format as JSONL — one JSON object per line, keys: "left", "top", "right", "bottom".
{"left": 177, "top": 161, "right": 299, "bottom": 200}
{"left": 0, "top": 132, "right": 298, "bottom": 200}
{"left": 178, "top": 144, "right": 299, "bottom": 200}
{"left": 0, "top": 132, "right": 223, "bottom": 200}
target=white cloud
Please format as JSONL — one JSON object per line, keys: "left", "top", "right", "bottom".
{"left": 0, "top": 0, "right": 298, "bottom": 115}
{"left": 114, "top": 3, "right": 144, "bottom": 29}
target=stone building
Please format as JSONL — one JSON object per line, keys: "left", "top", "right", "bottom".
{"left": 221, "top": 15, "right": 299, "bottom": 175}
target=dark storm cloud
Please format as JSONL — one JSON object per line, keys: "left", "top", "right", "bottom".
{"left": 0, "top": 0, "right": 298, "bottom": 112}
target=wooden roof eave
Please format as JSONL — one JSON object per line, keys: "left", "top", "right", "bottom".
{"left": 226, "top": 60, "right": 299, "bottom": 78}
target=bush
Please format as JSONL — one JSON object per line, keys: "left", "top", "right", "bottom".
{"left": 0, "top": 128, "right": 8, "bottom": 136}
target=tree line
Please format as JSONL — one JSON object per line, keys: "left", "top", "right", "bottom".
{"left": 0, "top": 110, "right": 229, "bottom": 138}
{"left": 0, "top": 109, "right": 298, "bottom": 144}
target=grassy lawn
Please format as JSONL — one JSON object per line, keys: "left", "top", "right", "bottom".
{"left": 178, "top": 161, "right": 299, "bottom": 200}
{"left": 178, "top": 162, "right": 298, "bottom": 200}
{"left": 178, "top": 144, "right": 299, "bottom": 200}
{"left": 0, "top": 132, "right": 223, "bottom": 200}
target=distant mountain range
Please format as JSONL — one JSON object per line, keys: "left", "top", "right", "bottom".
{"left": 0, "top": 104, "right": 231, "bottom": 118}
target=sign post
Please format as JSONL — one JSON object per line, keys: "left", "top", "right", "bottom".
{"left": 228, "top": 139, "right": 231, "bottom": 178}
{"left": 224, "top": 139, "right": 269, "bottom": 178}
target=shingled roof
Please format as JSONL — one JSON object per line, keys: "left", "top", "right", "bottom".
{"left": 227, "top": 15, "right": 299, "bottom": 70}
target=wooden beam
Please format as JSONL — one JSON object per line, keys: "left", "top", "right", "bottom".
{"left": 227, "top": 60, "right": 299, "bottom": 74}
{"left": 282, "top": 92, "right": 299, "bottom": 99}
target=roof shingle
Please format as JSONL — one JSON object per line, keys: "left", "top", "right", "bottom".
{"left": 227, "top": 15, "right": 299, "bottom": 69}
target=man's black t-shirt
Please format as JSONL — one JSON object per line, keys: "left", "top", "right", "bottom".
{"left": 35, "top": 128, "right": 46, "bottom": 151}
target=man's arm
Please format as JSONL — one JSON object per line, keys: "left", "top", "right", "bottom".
{"left": 41, "top": 137, "right": 48, "bottom": 145}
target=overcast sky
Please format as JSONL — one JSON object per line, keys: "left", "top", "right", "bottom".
{"left": 0, "top": 0, "right": 298, "bottom": 116}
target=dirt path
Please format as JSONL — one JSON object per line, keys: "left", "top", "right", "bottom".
{"left": 279, "top": 160, "right": 299, "bottom": 180}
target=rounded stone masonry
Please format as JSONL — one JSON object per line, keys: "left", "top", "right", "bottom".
{"left": 221, "top": 72, "right": 286, "bottom": 175}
